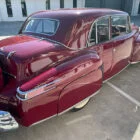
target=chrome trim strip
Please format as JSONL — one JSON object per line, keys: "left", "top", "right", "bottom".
{"left": 25, "top": 33, "right": 86, "bottom": 51}
{"left": 16, "top": 79, "right": 60, "bottom": 101}
{"left": 7, "top": 51, "right": 16, "bottom": 59}
{"left": 109, "top": 16, "right": 111, "bottom": 40}
{"left": 39, "top": 36, "right": 87, "bottom": 50}
{"left": 95, "top": 22, "right": 98, "bottom": 44}
{"left": 130, "top": 61, "right": 140, "bottom": 64}
{"left": 2, "top": 71, "right": 16, "bottom": 79}
{"left": 30, "top": 114, "right": 57, "bottom": 127}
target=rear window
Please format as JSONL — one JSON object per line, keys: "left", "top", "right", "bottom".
{"left": 22, "top": 18, "right": 59, "bottom": 36}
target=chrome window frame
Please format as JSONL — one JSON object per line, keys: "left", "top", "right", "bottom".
{"left": 87, "top": 15, "right": 111, "bottom": 47}
{"left": 127, "top": 15, "right": 132, "bottom": 33}
{"left": 87, "top": 14, "right": 131, "bottom": 47}
{"left": 22, "top": 18, "right": 60, "bottom": 36}
{"left": 111, "top": 15, "right": 130, "bottom": 38}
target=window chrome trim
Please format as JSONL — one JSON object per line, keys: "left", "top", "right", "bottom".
{"left": 95, "top": 22, "right": 98, "bottom": 44}
{"left": 109, "top": 16, "right": 111, "bottom": 40}
{"left": 128, "top": 15, "right": 132, "bottom": 32}
{"left": 87, "top": 15, "right": 111, "bottom": 47}
{"left": 25, "top": 34, "right": 86, "bottom": 51}
{"left": 87, "top": 14, "right": 130, "bottom": 47}
{"left": 22, "top": 17, "right": 60, "bottom": 36}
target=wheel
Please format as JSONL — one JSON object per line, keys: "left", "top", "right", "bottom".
{"left": 72, "top": 97, "right": 90, "bottom": 111}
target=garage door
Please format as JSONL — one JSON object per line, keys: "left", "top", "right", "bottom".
{"left": 85, "top": 0, "right": 101, "bottom": 8}
{"left": 85, "top": 0, "right": 122, "bottom": 10}
{"left": 105, "top": 0, "right": 122, "bottom": 10}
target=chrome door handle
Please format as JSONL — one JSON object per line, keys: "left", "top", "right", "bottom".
{"left": 113, "top": 48, "right": 116, "bottom": 52}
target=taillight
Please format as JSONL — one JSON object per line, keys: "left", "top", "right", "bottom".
{"left": 16, "top": 68, "right": 59, "bottom": 100}
{"left": 16, "top": 81, "right": 57, "bottom": 100}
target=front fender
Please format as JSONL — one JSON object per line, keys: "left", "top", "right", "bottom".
{"left": 131, "top": 34, "right": 140, "bottom": 63}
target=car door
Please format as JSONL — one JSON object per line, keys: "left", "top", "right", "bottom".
{"left": 87, "top": 16, "right": 114, "bottom": 80}
{"left": 110, "top": 15, "right": 133, "bottom": 75}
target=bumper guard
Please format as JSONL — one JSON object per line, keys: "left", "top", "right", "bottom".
{"left": 0, "top": 111, "right": 19, "bottom": 132}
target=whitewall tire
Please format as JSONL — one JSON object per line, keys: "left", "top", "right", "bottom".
{"left": 72, "top": 97, "right": 90, "bottom": 111}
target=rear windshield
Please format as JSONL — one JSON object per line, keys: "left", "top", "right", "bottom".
{"left": 22, "top": 18, "right": 59, "bottom": 36}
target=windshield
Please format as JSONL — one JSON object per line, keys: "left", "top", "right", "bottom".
{"left": 22, "top": 18, "right": 59, "bottom": 36}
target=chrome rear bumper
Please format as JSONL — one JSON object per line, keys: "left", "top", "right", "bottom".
{"left": 0, "top": 111, "right": 19, "bottom": 132}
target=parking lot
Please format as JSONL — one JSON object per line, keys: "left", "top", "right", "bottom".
{"left": 0, "top": 21, "right": 140, "bottom": 140}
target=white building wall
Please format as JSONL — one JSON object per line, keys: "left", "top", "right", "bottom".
{"left": 12, "top": 0, "right": 26, "bottom": 21}
{"left": 0, "top": 0, "right": 26, "bottom": 21}
{"left": 50, "top": 0, "right": 60, "bottom": 9}
{"left": 0, "top": 0, "right": 9, "bottom": 21}
{"left": 26, "top": 0, "right": 46, "bottom": 16}
{"left": 64, "top": 0, "right": 73, "bottom": 8}
{"left": 0, "top": 0, "right": 86, "bottom": 21}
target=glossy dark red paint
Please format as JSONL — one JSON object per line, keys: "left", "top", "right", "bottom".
{"left": 131, "top": 34, "right": 140, "bottom": 62}
{"left": 0, "top": 8, "right": 140, "bottom": 127}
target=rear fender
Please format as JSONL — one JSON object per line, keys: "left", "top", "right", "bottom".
{"left": 16, "top": 51, "right": 103, "bottom": 126}
{"left": 58, "top": 51, "right": 103, "bottom": 113}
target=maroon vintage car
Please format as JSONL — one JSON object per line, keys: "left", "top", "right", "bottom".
{"left": 0, "top": 8, "right": 140, "bottom": 132}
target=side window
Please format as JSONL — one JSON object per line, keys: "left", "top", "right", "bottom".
{"left": 89, "top": 17, "right": 110, "bottom": 45}
{"left": 111, "top": 16, "right": 127, "bottom": 38}
{"left": 97, "top": 17, "right": 109, "bottom": 43}
{"left": 36, "top": 20, "right": 43, "bottom": 33}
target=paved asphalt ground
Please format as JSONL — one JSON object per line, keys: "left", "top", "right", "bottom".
{"left": 0, "top": 19, "right": 140, "bottom": 140}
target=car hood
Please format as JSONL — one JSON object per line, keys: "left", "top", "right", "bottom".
{"left": 0, "top": 35, "right": 62, "bottom": 62}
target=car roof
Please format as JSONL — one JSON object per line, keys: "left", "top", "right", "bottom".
{"left": 30, "top": 8, "right": 128, "bottom": 20}
{"left": 24, "top": 8, "right": 128, "bottom": 49}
